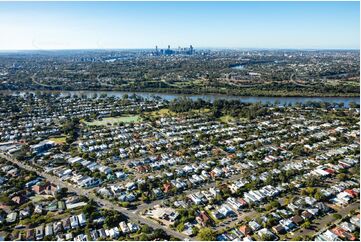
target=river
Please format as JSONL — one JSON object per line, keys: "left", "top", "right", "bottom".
{"left": 231, "top": 64, "right": 245, "bottom": 70}
{"left": 5, "top": 90, "right": 359, "bottom": 107}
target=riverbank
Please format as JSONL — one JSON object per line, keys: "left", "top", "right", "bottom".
{"left": 93, "top": 87, "right": 361, "bottom": 98}
{"left": 1, "top": 89, "right": 359, "bottom": 107}
{"left": 1, "top": 87, "right": 360, "bottom": 98}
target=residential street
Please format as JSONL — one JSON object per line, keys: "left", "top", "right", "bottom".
{"left": 0, "top": 153, "right": 189, "bottom": 240}
{"left": 287, "top": 201, "right": 359, "bottom": 240}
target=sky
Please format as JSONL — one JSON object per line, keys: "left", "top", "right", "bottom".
{"left": 0, "top": 1, "right": 359, "bottom": 50}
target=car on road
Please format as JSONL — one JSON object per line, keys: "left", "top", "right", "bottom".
{"left": 14, "top": 225, "right": 26, "bottom": 229}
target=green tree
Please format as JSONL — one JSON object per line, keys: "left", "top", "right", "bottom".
{"left": 141, "top": 224, "right": 152, "bottom": 234}
{"left": 197, "top": 228, "right": 216, "bottom": 241}
{"left": 139, "top": 234, "right": 149, "bottom": 241}
{"left": 336, "top": 173, "right": 348, "bottom": 181}
{"left": 301, "top": 221, "right": 311, "bottom": 229}
{"left": 55, "top": 187, "right": 68, "bottom": 200}
{"left": 176, "top": 223, "right": 185, "bottom": 232}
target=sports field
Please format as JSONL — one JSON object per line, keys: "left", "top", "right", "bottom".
{"left": 84, "top": 115, "right": 142, "bottom": 126}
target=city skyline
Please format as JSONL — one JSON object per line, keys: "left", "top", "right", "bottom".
{"left": 0, "top": 1, "right": 359, "bottom": 50}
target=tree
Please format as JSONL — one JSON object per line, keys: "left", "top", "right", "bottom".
{"left": 265, "top": 204, "right": 273, "bottom": 212}
{"left": 141, "top": 224, "right": 152, "bottom": 234}
{"left": 192, "top": 226, "right": 200, "bottom": 235}
{"left": 152, "top": 228, "right": 169, "bottom": 240}
{"left": 176, "top": 223, "right": 185, "bottom": 232}
{"left": 139, "top": 234, "right": 149, "bottom": 241}
{"left": 197, "top": 228, "right": 216, "bottom": 241}
{"left": 120, "top": 202, "right": 130, "bottom": 208}
{"left": 141, "top": 193, "right": 150, "bottom": 202}
{"left": 314, "top": 190, "right": 324, "bottom": 201}
{"left": 336, "top": 173, "right": 348, "bottom": 181}
{"left": 261, "top": 233, "right": 274, "bottom": 241}
{"left": 82, "top": 200, "right": 97, "bottom": 216}
{"left": 55, "top": 187, "right": 68, "bottom": 200}
{"left": 301, "top": 221, "right": 311, "bottom": 229}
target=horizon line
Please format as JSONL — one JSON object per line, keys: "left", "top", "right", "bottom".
{"left": 0, "top": 47, "right": 359, "bottom": 52}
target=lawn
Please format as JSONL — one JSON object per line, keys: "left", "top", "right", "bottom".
{"left": 219, "top": 115, "right": 235, "bottom": 123}
{"left": 30, "top": 195, "right": 53, "bottom": 203}
{"left": 199, "top": 108, "right": 211, "bottom": 113}
{"left": 49, "top": 136, "right": 67, "bottom": 144}
{"left": 149, "top": 108, "right": 210, "bottom": 117}
{"left": 192, "top": 108, "right": 211, "bottom": 114}
{"left": 148, "top": 108, "right": 176, "bottom": 117}
{"left": 84, "top": 115, "right": 142, "bottom": 126}
{"left": 204, "top": 208, "right": 221, "bottom": 225}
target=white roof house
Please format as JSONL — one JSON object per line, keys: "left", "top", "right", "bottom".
{"left": 77, "top": 213, "right": 86, "bottom": 227}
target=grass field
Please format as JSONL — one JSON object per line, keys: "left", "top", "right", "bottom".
{"left": 84, "top": 115, "right": 142, "bottom": 126}
{"left": 30, "top": 195, "right": 53, "bottom": 203}
{"left": 148, "top": 108, "right": 176, "bottom": 117}
{"left": 49, "top": 136, "right": 66, "bottom": 144}
{"left": 198, "top": 108, "right": 211, "bottom": 113}
{"left": 219, "top": 115, "right": 235, "bottom": 123}
{"left": 148, "top": 108, "right": 210, "bottom": 118}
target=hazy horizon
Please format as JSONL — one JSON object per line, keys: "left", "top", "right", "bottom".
{"left": 0, "top": 47, "right": 360, "bottom": 53}
{"left": 0, "top": 1, "right": 359, "bottom": 50}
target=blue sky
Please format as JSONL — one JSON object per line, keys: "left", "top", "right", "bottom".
{"left": 0, "top": 1, "right": 359, "bottom": 50}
